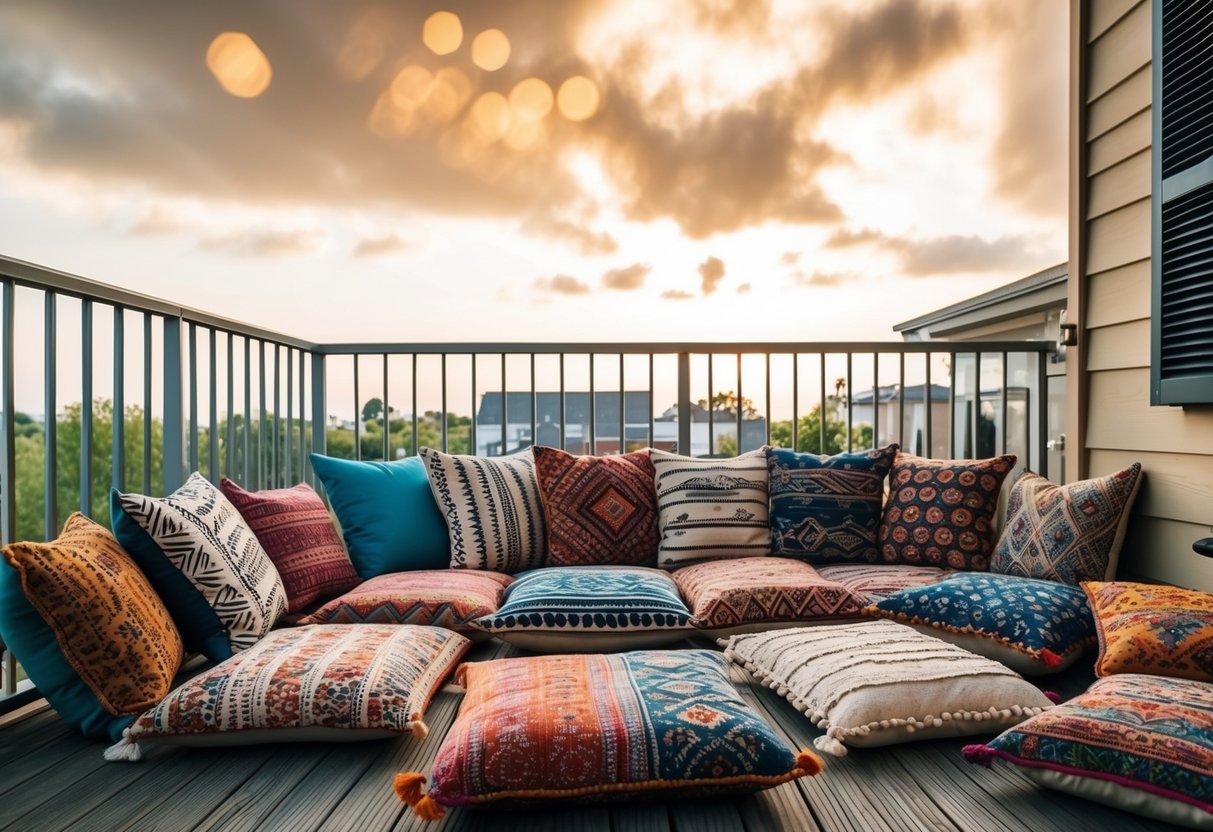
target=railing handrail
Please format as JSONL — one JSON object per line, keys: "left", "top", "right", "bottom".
{"left": 314, "top": 340, "right": 1057, "bottom": 355}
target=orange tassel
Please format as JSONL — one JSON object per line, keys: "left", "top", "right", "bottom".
{"left": 796, "top": 749, "right": 825, "bottom": 776}
{"left": 414, "top": 795, "right": 446, "bottom": 821}
{"left": 394, "top": 772, "right": 427, "bottom": 806}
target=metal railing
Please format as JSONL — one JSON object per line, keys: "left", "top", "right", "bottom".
{"left": 0, "top": 255, "right": 1057, "bottom": 704}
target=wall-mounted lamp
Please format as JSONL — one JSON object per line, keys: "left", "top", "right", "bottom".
{"left": 1195, "top": 530, "right": 1213, "bottom": 557}
{"left": 1059, "top": 323, "right": 1079, "bottom": 347}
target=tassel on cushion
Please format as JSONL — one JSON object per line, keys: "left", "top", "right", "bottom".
{"left": 1040, "top": 649, "right": 1062, "bottom": 668}
{"left": 103, "top": 728, "right": 143, "bottom": 762}
{"left": 1043, "top": 690, "right": 1062, "bottom": 704}
{"left": 394, "top": 772, "right": 445, "bottom": 820}
{"left": 813, "top": 735, "right": 848, "bottom": 757}
{"left": 962, "top": 744, "right": 996, "bottom": 766}
{"left": 795, "top": 749, "right": 825, "bottom": 775}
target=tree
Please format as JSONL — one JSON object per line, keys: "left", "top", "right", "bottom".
{"left": 361, "top": 397, "right": 386, "bottom": 423}
{"left": 696, "top": 391, "right": 760, "bottom": 419}
{"left": 768, "top": 403, "right": 872, "bottom": 455}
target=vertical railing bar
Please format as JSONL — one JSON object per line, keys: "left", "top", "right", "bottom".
{"left": 272, "top": 345, "right": 281, "bottom": 484}
{"left": 845, "top": 352, "right": 853, "bottom": 453}
{"left": 676, "top": 352, "right": 691, "bottom": 457}
{"left": 948, "top": 351, "right": 957, "bottom": 458}
{"left": 80, "top": 299, "right": 93, "bottom": 515}
{"left": 353, "top": 354, "right": 361, "bottom": 462}
{"left": 188, "top": 324, "right": 198, "bottom": 473}
{"left": 871, "top": 352, "right": 879, "bottom": 452}
{"left": 559, "top": 354, "right": 566, "bottom": 450}
{"left": 440, "top": 353, "right": 448, "bottom": 452}
{"left": 299, "top": 348, "right": 307, "bottom": 481}
{"left": 310, "top": 352, "right": 326, "bottom": 469}
{"left": 735, "top": 352, "right": 743, "bottom": 454}
{"left": 818, "top": 353, "right": 826, "bottom": 455}
{"left": 588, "top": 352, "right": 596, "bottom": 455}
{"left": 1000, "top": 352, "right": 1009, "bottom": 456}
{"left": 706, "top": 353, "right": 714, "bottom": 456}
{"left": 258, "top": 341, "right": 267, "bottom": 490}
{"left": 382, "top": 353, "right": 390, "bottom": 462}
{"left": 243, "top": 338, "right": 251, "bottom": 485}
{"left": 647, "top": 353, "right": 654, "bottom": 449}
{"left": 791, "top": 353, "right": 799, "bottom": 451}
{"left": 285, "top": 347, "right": 294, "bottom": 482}
{"left": 764, "top": 353, "right": 771, "bottom": 447}
{"left": 1037, "top": 352, "right": 1049, "bottom": 479}
{"left": 1, "top": 282, "right": 16, "bottom": 543}
{"left": 411, "top": 354, "right": 418, "bottom": 457}
{"left": 530, "top": 353, "right": 537, "bottom": 453}
{"left": 898, "top": 352, "right": 906, "bottom": 451}
{"left": 924, "top": 353, "right": 933, "bottom": 457}
{"left": 161, "top": 317, "right": 184, "bottom": 493}
{"left": 972, "top": 351, "right": 982, "bottom": 459}
{"left": 619, "top": 353, "right": 625, "bottom": 455}
{"left": 501, "top": 352, "right": 508, "bottom": 456}
{"left": 44, "top": 301, "right": 61, "bottom": 526}
{"left": 209, "top": 328, "right": 219, "bottom": 482}
{"left": 226, "top": 332, "right": 235, "bottom": 480}
{"left": 471, "top": 355, "right": 478, "bottom": 454}
{"left": 111, "top": 307, "right": 124, "bottom": 493}
{"left": 142, "top": 312, "right": 152, "bottom": 493}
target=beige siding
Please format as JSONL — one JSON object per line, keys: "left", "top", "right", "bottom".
{"left": 1080, "top": 0, "right": 1213, "bottom": 588}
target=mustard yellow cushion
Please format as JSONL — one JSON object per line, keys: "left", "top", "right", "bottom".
{"left": 1084, "top": 580, "right": 1213, "bottom": 682}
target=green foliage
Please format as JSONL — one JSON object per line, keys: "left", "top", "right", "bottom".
{"left": 322, "top": 407, "right": 471, "bottom": 461}
{"left": 768, "top": 403, "right": 873, "bottom": 455}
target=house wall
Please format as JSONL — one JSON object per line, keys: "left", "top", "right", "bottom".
{"left": 1077, "top": 0, "right": 1213, "bottom": 588}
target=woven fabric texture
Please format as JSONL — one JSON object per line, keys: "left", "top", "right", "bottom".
{"left": 1085, "top": 581, "right": 1213, "bottom": 682}
{"left": 299, "top": 569, "right": 513, "bottom": 630}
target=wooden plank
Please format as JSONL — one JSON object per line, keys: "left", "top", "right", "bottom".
{"left": 0, "top": 733, "right": 103, "bottom": 820}
{"left": 1088, "top": 64, "right": 1150, "bottom": 140}
{"left": 612, "top": 804, "right": 672, "bottom": 832}
{"left": 187, "top": 745, "right": 329, "bottom": 831}
{"left": 1086, "top": 0, "right": 1151, "bottom": 103}
{"left": 668, "top": 799, "right": 745, "bottom": 832}
{"left": 1086, "top": 368, "right": 1213, "bottom": 455}
{"left": 1087, "top": 148, "right": 1150, "bottom": 220}
{"left": 120, "top": 747, "right": 278, "bottom": 832}
{"left": 0, "top": 706, "right": 75, "bottom": 769}
{"left": 1085, "top": 259, "right": 1149, "bottom": 329}
{"left": 1120, "top": 515, "right": 1213, "bottom": 591}
{"left": 1088, "top": 107, "right": 1150, "bottom": 175}
{"left": 1086, "top": 318, "right": 1149, "bottom": 371}
{"left": 239, "top": 742, "right": 384, "bottom": 831}
{"left": 1089, "top": 0, "right": 1145, "bottom": 43}
{"left": 1090, "top": 447, "right": 1213, "bottom": 527}
{"left": 890, "top": 744, "right": 1034, "bottom": 832}
{"left": 1085, "top": 197, "right": 1150, "bottom": 276}
{"left": 0, "top": 740, "right": 104, "bottom": 802}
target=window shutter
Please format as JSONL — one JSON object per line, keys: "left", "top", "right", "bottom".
{"left": 1152, "top": 0, "right": 1213, "bottom": 405}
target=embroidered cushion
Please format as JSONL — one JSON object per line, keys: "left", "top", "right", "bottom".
{"left": 394, "top": 649, "right": 822, "bottom": 817}
{"left": 965, "top": 674, "right": 1213, "bottom": 830}
{"left": 310, "top": 454, "right": 449, "bottom": 578}
{"left": 472, "top": 565, "right": 694, "bottom": 652}
{"left": 113, "top": 472, "right": 287, "bottom": 652}
{"left": 1084, "top": 581, "right": 1213, "bottom": 682}
{"left": 297, "top": 569, "right": 514, "bottom": 632}
{"left": 767, "top": 445, "right": 898, "bottom": 563}
{"left": 878, "top": 453, "right": 1016, "bottom": 570}
{"left": 0, "top": 514, "right": 183, "bottom": 742}
{"left": 419, "top": 448, "right": 547, "bottom": 573}
{"left": 991, "top": 464, "right": 1143, "bottom": 584}
{"left": 220, "top": 478, "right": 359, "bottom": 612}
{"left": 724, "top": 621, "right": 1054, "bottom": 757}
{"left": 532, "top": 446, "right": 659, "bottom": 567}
{"left": 109, "top": 625, "right": 469, "bottom": 759}
{"left": 672, "top": 557, "right": 866, "bottom": 630}
{"left": 865, "top": 573, "right": 1096, "bottom": 675}
{"left": 651, "top": 448, "right": 770, "bottom": 568}
{"left": 814, "top": 563, "right": 952, "bottom": 605}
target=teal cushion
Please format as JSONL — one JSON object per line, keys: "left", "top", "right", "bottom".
{"left": 310, "top": 454, "right": 449, "bottom": 578}
{"left": 0, "top": 561, "right": 135, "bottom": 742}
{"left": 109, "top": 488, "right": 232, "bottom": 662}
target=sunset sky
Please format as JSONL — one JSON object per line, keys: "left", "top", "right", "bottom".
{"left": 0, "top": 0, "right": 1068, "bottom": 347}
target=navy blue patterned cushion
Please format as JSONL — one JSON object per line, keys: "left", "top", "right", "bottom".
{"left": 767, "top": 445, "right": 898, "bottom": 563}
{"left": 865, "top": 573, "right": 1096, "bottom": 674}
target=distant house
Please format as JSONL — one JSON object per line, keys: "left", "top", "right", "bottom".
{"left": 849, "top": 384, "right": 951, "bottom": 458}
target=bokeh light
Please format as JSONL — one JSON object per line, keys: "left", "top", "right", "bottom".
{"left": 336, "top": 7, "right": 393, "bottom": 80}
{"left": 421, "top": 66, "right": 473, "bottom": 124}
{"left": 206, "top": 32, "right": 272, "bottom": 98}
{"left": 556, "top": 75, "right": 600, "bottom": 122}
{"left": 390, "top": 65, "right": 433, "bottom": 108}
{"left": 504, "top": 118, "right": 543, "bottom": 151}
{"left": 422, "top": 11, "right": 463, "bottom": 56}
{"left": 471, "top": 29, "right": 510, "bottom": 71}
{"left": 509, "top": 78, "right": 553, "bottom": 121}
{"left": 469, "top": 91, "right": 511, "bottom": 141}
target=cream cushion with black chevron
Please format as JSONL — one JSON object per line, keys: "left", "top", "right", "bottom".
{"left": 651, "top": 448, "right": 770, "bottom": 569}
{"left": 117, "top": 472, "right": 287, "bottom": 651}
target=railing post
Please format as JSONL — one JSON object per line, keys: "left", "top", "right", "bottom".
{"left": 1, "top": 281, "right": 14, "bottom": 545}
{"left": 311, "top": 352, "right": 326, "bottom": 469}
{"left": 1037, "top": 351, "right": 1049, "bottom": 479}
{"left": 162, "top": 315, "right": 185, "bottom": 492}
{"left": 44, "top": 291, "right": 57, "bottom": 540}
{"left": 677, "top": 351, "right": 691, "bottom": 456}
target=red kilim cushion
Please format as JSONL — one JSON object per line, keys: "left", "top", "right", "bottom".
{"left": 532, "top": 447, "right": 660, "bottom": 567}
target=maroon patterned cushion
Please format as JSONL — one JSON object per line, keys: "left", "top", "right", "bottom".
{"left": 297, "top": 570, "right": 513, "bottom": 631}
{"left": 532, "top": 447, "right": 660, "bottom": 567}
{"left": 220, "top": 479, "right": 359, "bottom": 613}
{"left": 877, "top": 454, "right": 1016, "bottom": 570}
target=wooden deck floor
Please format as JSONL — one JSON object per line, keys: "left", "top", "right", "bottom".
{"left": 0, "top": 640, "right": 1186, "bottom": 832}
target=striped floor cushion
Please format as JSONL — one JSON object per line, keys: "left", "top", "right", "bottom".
{"left": 298, "top": 570, "right": 514, "bottom": 632}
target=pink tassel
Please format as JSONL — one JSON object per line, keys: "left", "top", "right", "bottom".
{"left": 962, "top": 744, "right": 996, "bottom": 766}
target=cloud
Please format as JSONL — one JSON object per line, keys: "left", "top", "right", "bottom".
{"left": 352, "top": 233, "right": 408, "bottom": 258}
{"left": 780, "top": 250, "right": 801, "bottom": 265}
{"left": 823, "top": 225, "right": 1036, "bottom": 275}
{"left": 737, "top": 282, "right": 751, "bottom": 294}
{"left": 793, "top": 270, "right": 851, "bottom": 287}
{"left": 521, "top": 213, "right": 619, "bottom": 256}
{"left": 602, "top": 262, "right": 650, "bottom": 290}
{"left": 825, "top": 227, "right": 886, "bottom": 249}
{"left": 660, "top": 289, "right": 695, "bottom": 300}
{"left": 197, "top": 229, "right": 322, "bottom": 258}
{"left": 533, "top": 273, "right": 592, "bottom": 295}
{"left": 689, "top": 0, "right": 772, "bottom": 36}
{"left": 129, "top": 205, "right": 180, "bottom": 235}
{"left": 698, "top": 256, "right": 725, "bottom": 294}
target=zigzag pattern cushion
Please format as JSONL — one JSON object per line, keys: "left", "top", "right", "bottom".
{"left": 651, "top": 448, "right": 770, "bottom": 568}
{"left": 724, "top": 621, "right": 1054, "bottom": 756}
{"left": 532, "top": 447, "right": 659, "bottom": 567}
{"left": 420, "top": 448, "right": 547, "bottom": 573}
{"left": 878, "top": 453, "right": 1016, "bottom": 570}
{"left": 1084, "top": 581, "right": 1213, "bottom": 682}
{"left": 394, "top": 650, "right": 821, "bottom": 817}
{"left": 767, "top": 445, "right": 898, "bottom": 563}
{"left": 220, "top": 478, "right": 359, "bottom": 612}
{"left": 815, "top": 563, "right": 952, "bottom": 605}
{"left": 115, "top": 472, "right": 287, "bottom": 652}
{"left": 966, "top": 674, "right": 1213, "bottom": 829}
{"left": 991, "top": 464, "right": 1142, "bottom": 584}
{"left": 109, "top": 625, "right": 469, "bottom": 759}
{"left": 298, "top": 569, "right": 513, "bottom": 631}
{"left": 672, "top": 557, "right": 866, "bottom": 629}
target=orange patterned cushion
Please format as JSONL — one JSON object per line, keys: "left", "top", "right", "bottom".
{"left": 1084, "top": 581, "right": 1213, "bottom": 682}
{"left": 3, "top": 513, "right": 183, "bottom": 714}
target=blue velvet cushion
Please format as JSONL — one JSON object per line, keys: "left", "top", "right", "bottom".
{"left": 109, "top": 488, "right": 233, "bottom": 662}
{"left": 309, "top": 454, "right": 449, "bottom": 578}
{"left": 865, "top": 573, "right": 1096, "bottom": 673}
{"left": 767, "top": 445, "right": 898, "bottom": 563}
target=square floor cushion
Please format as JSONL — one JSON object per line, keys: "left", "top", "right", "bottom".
{"left": 105, "top": 624, "right": 470, "bottom": 761}
{"left": 814, "top": 563, "right": 953, "bottom": 605}
{"left": 0, "top": 513, "right": 183, "bottom": 742}
{"left": 966, "top": 674, "right": 1213, "bottom": 830}
{"left": 1084, "top": 581, "right": 1213, "bottom": 682}
{"left": 724, "top": 621, "right": 1055, "bottom": 756}
{"left": 393, "top": 649, "right": 822, "bottom": 818}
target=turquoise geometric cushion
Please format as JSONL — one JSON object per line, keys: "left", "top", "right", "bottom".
{"left": 865, "top": 573, "right": 1096, "bottom": 673}
{"left": 310, "top": 454, "right": 449, "bottom": 578}
{"left": 966, "top": 674, "right": 1213, "bottom": 829}
{"left": 767, "top": 445, "right": 898, "bottom": 563}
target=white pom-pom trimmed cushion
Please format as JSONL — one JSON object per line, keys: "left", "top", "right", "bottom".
{"left": 722, "top": 620, "right": 1054, "bottom": 757}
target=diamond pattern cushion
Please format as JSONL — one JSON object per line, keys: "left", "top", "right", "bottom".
{"left": 878, "top": 453, "right": 1016, "bottom": 570}
{"left": 298, "top": 569, "right": 513, "bottom": 631}
{"left": 767, "top": 445, "right": 898, "bottom": 563}
{"left": 966, "top": 674, "right": 1213, "bottom": 830}
{"left": 672, "top": 557, "right": 866, "bottom": 629}
{"left": 991, "top": 464, "right": 1142, "bottom": 584}
{"left": 220, "top": 478, "right": 360, "bottom": 613}
{"left": 1084, "top": 581, "right": 1213, "bottom": 682}
{"left": 532, "top": 446, "right": 659, "bottom": 567}
{"left": 394, "top": 650, "right": 821, "bottom": 817}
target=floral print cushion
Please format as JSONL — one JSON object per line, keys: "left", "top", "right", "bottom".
{"left": 1084, "top": 581, "right": 1213, "bottom": 682}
